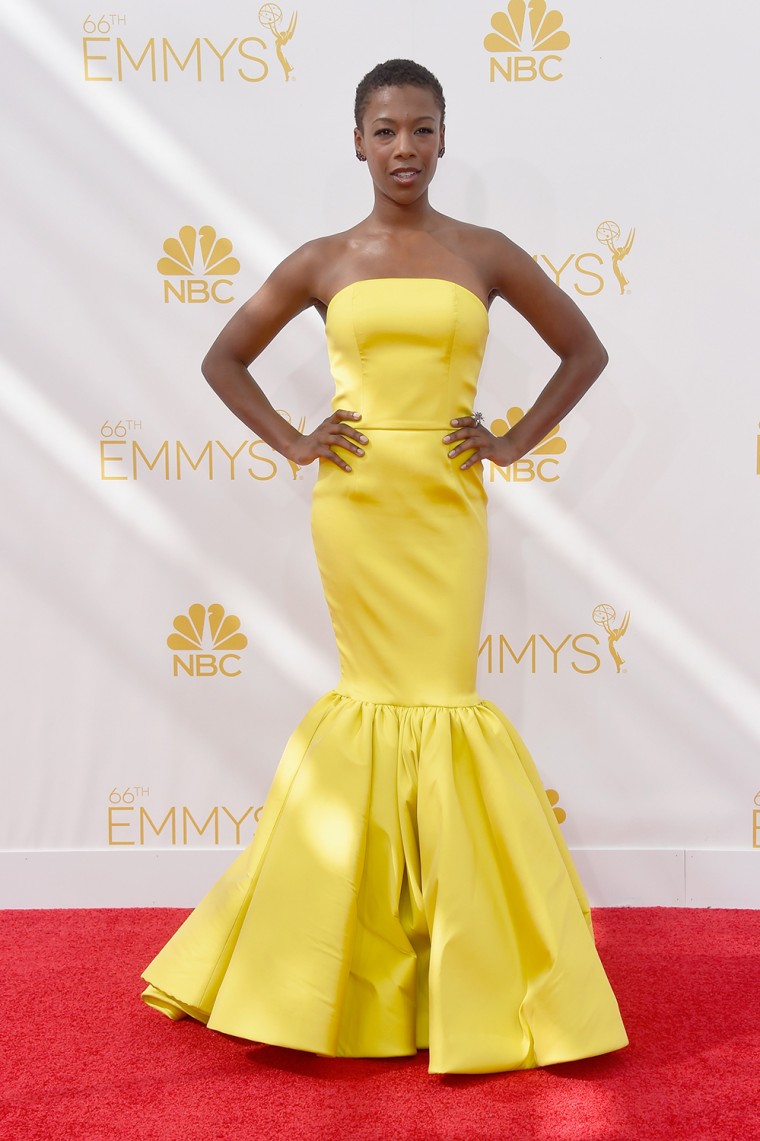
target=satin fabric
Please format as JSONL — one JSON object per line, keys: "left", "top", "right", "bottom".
{"left": 142, "top": 278, "right": 628, "bottom": 1073}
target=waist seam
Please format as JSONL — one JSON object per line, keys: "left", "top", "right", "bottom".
{"left": 333, "top": 687, "right": 484, "bottom": 710}
{"left": 351, "top": 424, "right": 453, "bottom": 432}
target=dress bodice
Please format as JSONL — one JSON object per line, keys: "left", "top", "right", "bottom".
{"left": 325, "top": 278, "right": 489, "bottom": 428}
{"left": 315, "top": 276, "right": 490, "bottom": 706}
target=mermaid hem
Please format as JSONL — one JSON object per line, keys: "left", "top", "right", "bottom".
{"left": 141, "top": 688, "right": 627, "bottom": 1073}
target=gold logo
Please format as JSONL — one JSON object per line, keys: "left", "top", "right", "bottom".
{"left": 489, "top": 407, "right": 566, "bottom": 483}
{"left": 167, "top": 603, "right": 248, "bottom": 677}
{"left": 479, "top": 602, "right": 630, "bottom": 675}
{"left": 753, "top": 791, "right": 760, "bottom": 848}
{"left": 485, "top": 1, "right": 570, "bottom": 82}
{"left": 592, "top": 603, "right": 630, "bottom": 673}
{"left": 158, "top": 225, "right": 240, "bottom": 304}
{"left": 258, "top": 4, "right": 297, "bottom": 81}
{"left": 596, "top": 220, "right": 635, "bottom": 295}
{"left": 99, "top": 418, "right": 303, "bottom": 481}
{"left": 546, "top": 788, "right": 566, "bottom": 824}
{"left": 81, "top": 17, "right": 270, "bottom": 84}
{"left": 532, "top": 221, "right": 636, "bottom": 297}
{"left": 107, "top": 786, "right": 261, "bottom": 847}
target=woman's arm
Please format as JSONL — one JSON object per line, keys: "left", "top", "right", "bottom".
{"left": 445, "top": 231, "right": 608, "bottom": 470}
{"left": 201, "top": 242, "right": 367, "bottom": 471}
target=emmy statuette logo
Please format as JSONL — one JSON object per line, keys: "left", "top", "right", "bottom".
{"left": 258, "top": 4, "right": 298, "bottom": 80}
{"left": 488, "top": 407, "right": 566, "bottom": 483}
{"left": 168, "top": 603, "right": 248, "bottom": 677}
{"left": 485, "top": 0, "right": 570, "bottom": 82}
{"left": 158, "top": 226, "right": 240, "bottom": 304}
{"left": 592, "top": 604, "right": 630, "bottom": 674}
{"left": 596, "top": 221, "right": 636, "bottom": 295}
{"left": 753, "top": 791, "right": 760, "bottom": 849}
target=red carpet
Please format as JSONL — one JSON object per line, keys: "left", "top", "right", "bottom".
{"left": 0, "top": 908, "right": 758, "bottom": 1140}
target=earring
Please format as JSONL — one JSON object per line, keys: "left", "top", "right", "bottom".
{"left": 355, "top": 150, "right": 367, "bottom": 162}
{"left": 438, "top": 145, "right": 445, "bottom": 158}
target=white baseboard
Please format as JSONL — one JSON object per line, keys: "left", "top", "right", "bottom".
{"left": 1, "top": 848, "right": 758, "bottom": 909}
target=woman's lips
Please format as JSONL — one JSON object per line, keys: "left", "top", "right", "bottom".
{"left": 390, "top": 168, "right": 420, "bottom": 184}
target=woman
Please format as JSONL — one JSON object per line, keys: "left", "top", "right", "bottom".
{"left": 142, "top": 59, "right": 628, "bottom": 1075}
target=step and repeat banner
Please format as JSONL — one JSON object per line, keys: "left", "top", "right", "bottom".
{"left": 1, "top": 0, "right": 758, "bottom": 906}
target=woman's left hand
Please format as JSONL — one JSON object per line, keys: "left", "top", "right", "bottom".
{"left": 443, "top": 416, "right": 520, "bottom": 471}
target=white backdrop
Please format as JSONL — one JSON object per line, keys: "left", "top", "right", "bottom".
{"left": 1, "top": 0, "right": 759, "bottom": 907}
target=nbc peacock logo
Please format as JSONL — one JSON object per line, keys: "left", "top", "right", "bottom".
{"left": 485, "top": 0, "right": 571, "bottom": 82}
{"left": 488, "top": 407, "right": 567, "bottom": 482}
{"left": 546, "top": 789, "right": 566, "bottom": 824}
{"left": 157, "top": 225, "right": 240, "bottom": 304}
{"left": 167, "top": 603, "right": 248, "bottom": 678}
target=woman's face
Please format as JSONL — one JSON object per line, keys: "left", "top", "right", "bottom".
{"left": 354, "top": 84, "right": 444, "bottom": 205}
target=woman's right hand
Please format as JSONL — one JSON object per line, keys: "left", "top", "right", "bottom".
{"left": 283, "top": 410, "right": 368, "bottom": 473}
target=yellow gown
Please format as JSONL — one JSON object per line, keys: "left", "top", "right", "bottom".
{"left": 142, "top": 278, "right": 628, "bottom": 1074}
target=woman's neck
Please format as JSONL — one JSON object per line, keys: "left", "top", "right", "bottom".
{"left": 367, "top": 190, "right": 438, "bottom": 231}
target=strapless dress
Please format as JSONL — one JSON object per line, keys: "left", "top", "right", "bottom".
{"left": 141, "top": 278, "right": 628, "bottom": 1074}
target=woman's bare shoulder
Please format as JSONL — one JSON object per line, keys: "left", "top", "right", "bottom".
{"left": 296, "top": 228, "right": 357, "bottom": 259}
{"left": 438, "top": 216, "right": 522, "bottom": 259}
{"left": 430, "top": 214, "right": 531, "bottom": 300}
{"left": 254, "top": 229, "right": 354, "bottom": 307}
{"left": 279, "top": 227, "right": 366, "bottom": 303}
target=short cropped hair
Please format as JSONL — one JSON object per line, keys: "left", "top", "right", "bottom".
{"left": 354, "top": 59, "right": 446, "bottom": 129}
